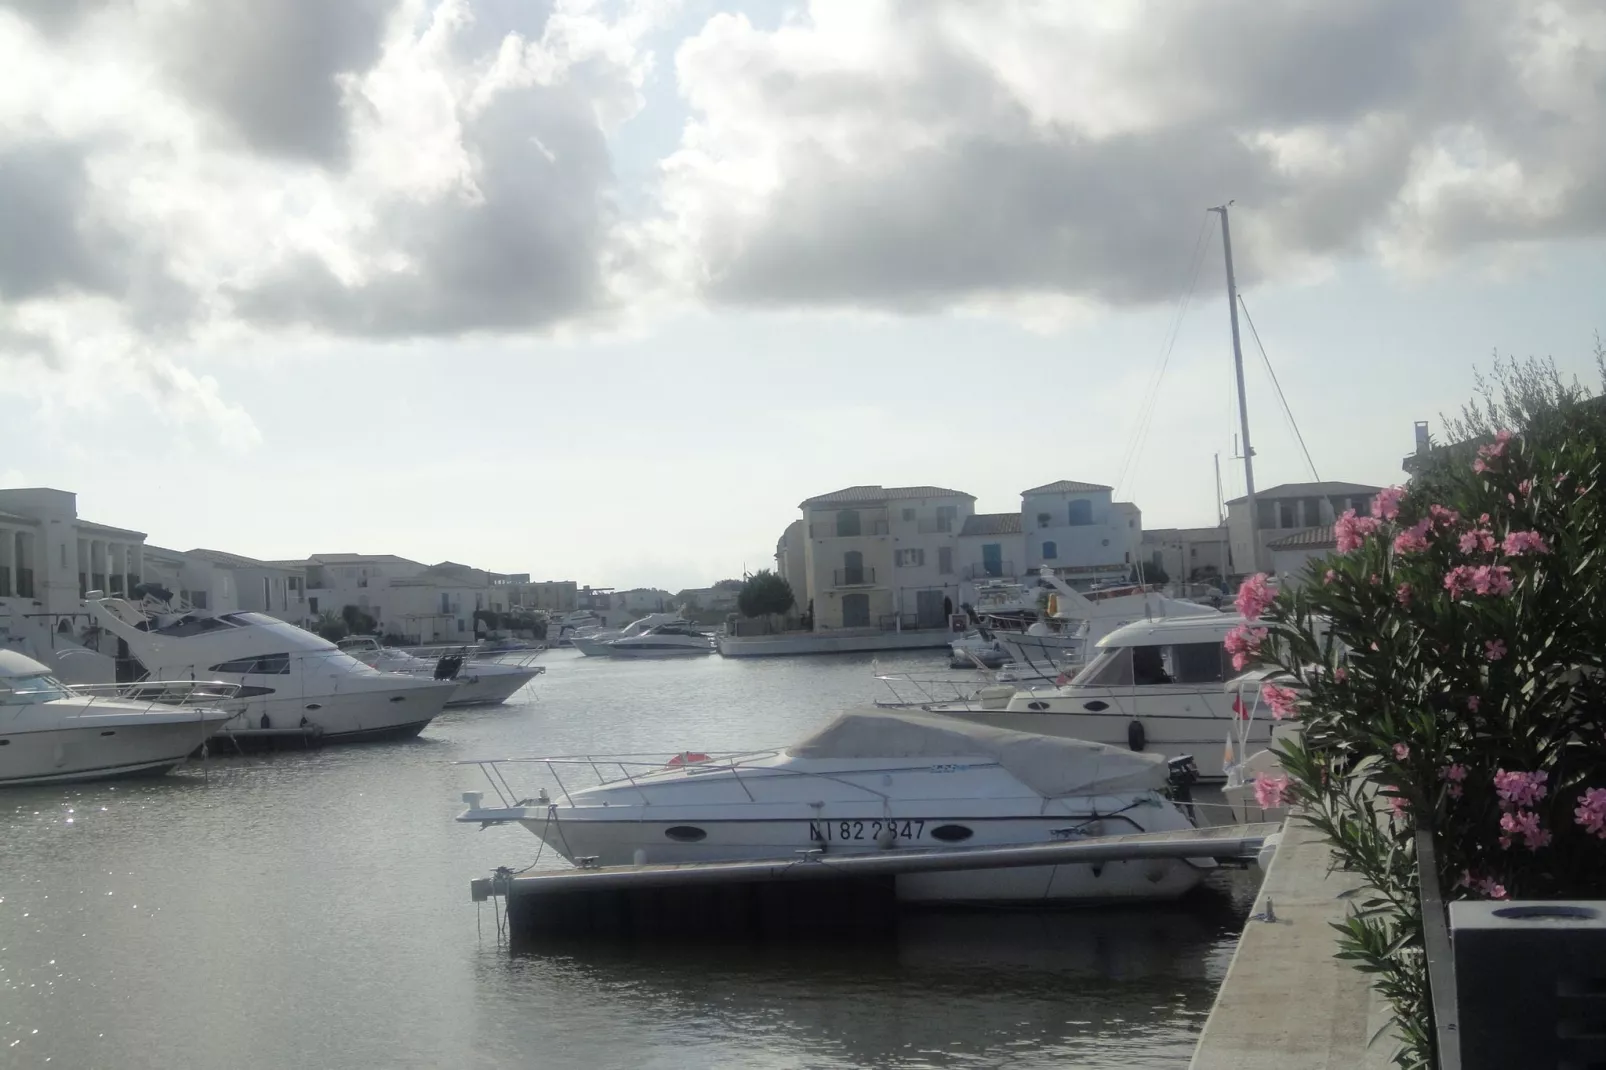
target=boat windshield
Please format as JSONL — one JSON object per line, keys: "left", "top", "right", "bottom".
{"left": 1069, "top": 647, "right": 1133, "bottom": 687}
{"left": 0, "top": 673, "right": 72, "bottom": 705}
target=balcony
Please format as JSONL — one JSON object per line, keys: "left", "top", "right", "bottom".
{"left": 916, "top": 518, "right": 956, "bottom": 534}
{"left": 832, "top": 567, "right": 877, "bottom": 587}
{"left": 811, "top": 509, "right": 891, "bottom": 539}
{"left": 963, "top": 561, "right": 1015, "bottom": 580}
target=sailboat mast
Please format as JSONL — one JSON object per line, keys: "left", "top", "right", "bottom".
{"left": 1211, "top": 202, "right": 1258, "bottom": 573}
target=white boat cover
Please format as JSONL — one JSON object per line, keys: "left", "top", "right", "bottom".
{"left": 786, "top": 709, "right": 1169, "bottom": 798}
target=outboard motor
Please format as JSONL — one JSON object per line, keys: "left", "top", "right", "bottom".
{"left": 1166, "top": 755, "right": 1199, "bottom": 814}
{"left": 434, "top": 654, "right": 464, "bottom": 681}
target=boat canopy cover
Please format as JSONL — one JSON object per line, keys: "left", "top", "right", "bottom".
{"left": 786, "top": 709, "right": 1169, "bottom": 798}
{"left": 0, "top": 648, "right": 52, "bottom": 678}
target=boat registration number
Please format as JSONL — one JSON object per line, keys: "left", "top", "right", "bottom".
{"left": 808, "top": 819, "right": 926, "bottom": 842}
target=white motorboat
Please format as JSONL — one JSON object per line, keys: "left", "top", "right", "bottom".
{"left": 601, "top": 623, "right": 714, "bottom": 658}
{"left": 0, "top": 649, "right": 234, "bottom": 786}
{"left": 335, "top": 636, "right": 544, "bottom": 707}
{"left": 79, "top": 596, "right": 455, "bottom": 744}
{"left": 457, "top": 709, "right": 1207, "bottom": 903}
{"left": 926, "top": 615, "right": 1271, "bottom": 781}
{"left": 571, "top": 613, "right": 690, "bottom": 657}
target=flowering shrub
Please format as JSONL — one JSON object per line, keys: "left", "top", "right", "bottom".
{"left": 1245, "top": 402, "right": 1606, "bottom": 1068}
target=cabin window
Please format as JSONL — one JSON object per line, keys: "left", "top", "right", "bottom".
{"left": 1132, "top": 645, "right": 1172, "bottom": 686}
{"left": 0, "top": 673, "right": 71, "bottom": 704}
{"left": 1167, "top": 642, "right": 1227, "bottom": 684}
{"left": 208, "top": 653, "right": 291, "bottom": 675}
{"left": 1071, "top": 647, "right": 1133, "bottom": 687}
{"left": 1042, "top": 541, "right": 1057, "bottom": 560}
{"left": 1067, "top": 500, "right": 1093, "bottom": 526}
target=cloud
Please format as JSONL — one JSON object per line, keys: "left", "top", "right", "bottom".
{"left": 159, "top": 0, "right": 400, "bottom": 166}
{"left": 0, "top": 0, "right": 112, "bottom": 37}
{"left": 649, "top": 0, "right": 1606, "bottom": 313}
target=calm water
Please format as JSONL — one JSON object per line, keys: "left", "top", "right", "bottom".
{"left": 1, "top": 649, "right": 1257, "bottom": 1069}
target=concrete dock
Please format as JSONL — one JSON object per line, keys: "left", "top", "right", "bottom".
{"left": 1189, "top": 818, "right": 1398, "bottom": 1069}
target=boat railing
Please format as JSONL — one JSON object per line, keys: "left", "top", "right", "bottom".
{"left": 457, "top": 749, "right": 938, "bottom": 810}
{"left": 1, "top": 679, "right": 246, "bottom": 720}
{"left": 873, "top": 668, "right": 1064, "bottom": 710}
{"left": 391, "top": 644, "right": 546, "bottom": 670}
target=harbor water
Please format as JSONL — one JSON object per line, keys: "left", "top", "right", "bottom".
{"left": 2, "top": 650, "right": 1258, "bottom": 1069}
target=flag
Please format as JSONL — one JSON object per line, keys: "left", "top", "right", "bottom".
{"left": 1232, "top": 694, "right": 1249, "bottom": 719}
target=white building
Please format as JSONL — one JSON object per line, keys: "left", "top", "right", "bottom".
{"left": 774, "top": 520, "right": 805, "bottom": 603}
{"left": 184, "top": 548, "right": 307, "bottom": 624}
{"left": 798, "top": 485, "right": 975, "bottom": 630}
{"left": 1225, "top": 481, "right": 1380, "bottom": 577}
{"left": 141, "top": 545, "right": 239, "bottom": 612}
{"left": 1019, "top": 480, "right": 1140, "bottom": 587}
{"left": 613, "top": 588, "right": 673, "bottom": 615}
{"left": 1266, "top": 527, "right": 1340, "bottom": 588}
{"left": 1141, "top": 526, "right": 1231, "bottom": 587}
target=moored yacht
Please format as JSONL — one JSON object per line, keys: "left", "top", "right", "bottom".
{"left": 602, "top": 623, "right": 714, "bottom": 658}
{"left": 571, "top": 613, "right": 689, "bottom": 657}
{"left": 457, "top": 709, "right": 1208, "bottom": 903}
{"left": 335, "top": 636, "right": 544, "bottom": 707}
{"left": 926, "top": 615, "right": 1268, "bottom": 781}
{"left": 80, "top": 596, "right": 454, "bottom": 744}
{"left": 0, "top": 649, "right": 233, "bottom": 785}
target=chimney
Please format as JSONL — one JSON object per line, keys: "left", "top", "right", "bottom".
{"left": 1414, "top": 421, "right": 1430, "bottom": 455}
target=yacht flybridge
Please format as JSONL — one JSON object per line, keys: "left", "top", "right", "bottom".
{"left": 0, "top": 649, "right": 233, "bottom": 786}
{"left": 927, "top": 615, "right": 1269, "bottom": 781}
{"left": 334, "top": 636, "right": 544, "bottom": 707}
{"left": 457, "top": 709, "right": 1208, "bottom": 903}
{"left": 81, "top": 595, "right": 454, "bottom": 744}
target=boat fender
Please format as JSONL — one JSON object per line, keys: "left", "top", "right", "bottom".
{"left": 260, "top": 712, "right": 271, "bottom": 730}
{"left": 1127, "top": 719, "right": 1146, "bottom": 752}
{"left": 875, "top": 824, "right": 897, "bottom": 849}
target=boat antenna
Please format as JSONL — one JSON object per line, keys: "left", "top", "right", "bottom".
{"left": 1209, "top": 202, "right": 1257, "bottom": 574}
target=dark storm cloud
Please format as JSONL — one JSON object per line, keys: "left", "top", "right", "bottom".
{"left": 674, "top": 0, "right": 1606, "bottom": 311}
{"left": 232, "top": 82, "right": 617, "bottom": 335}
{"left": 162, "top": 0, "right": 399, "bottom": 166}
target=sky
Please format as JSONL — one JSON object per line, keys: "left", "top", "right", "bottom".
{"left": 0, "top": 0, "right": 1603, "bottom": 591}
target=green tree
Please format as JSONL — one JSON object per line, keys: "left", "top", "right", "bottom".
{"left": 340, "top": 604, "right": 378, "bottom": 635}
{"left": 736, "top": 570, "right": 795, "bottom": 620}
{"left": 314, "top": 611, "right": 348, "bottom": 642}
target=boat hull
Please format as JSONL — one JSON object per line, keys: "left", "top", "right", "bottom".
{"left": 517, "top": 812, "right": 1204, "bottom": 903}
{"left": 445, "top": 668, "right": 541, "bottom": 707}
{"left": 220, "top": 682, "right": 452, "bottom": 743}
{"left": 602, "top": 644, "right": 713, "bottom": 658}
{"left": 0, "top": 717, "right": 229, "bottom": 787}
{"left": 569, "top": 635, "right": 616, "bottom": 657}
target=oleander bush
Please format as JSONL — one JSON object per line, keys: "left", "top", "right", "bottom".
{"left": 1235, "top": 349, "right": 1606, "bottom": 1068}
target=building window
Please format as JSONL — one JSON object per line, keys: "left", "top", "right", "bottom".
{"left": 1037, "top": 513, "right": 1051, "bottom": 528}
{"left": 935, "top": 505, "right": 957, "bottom": 533}
{"left": 937, "top": 547, "right": 953, "bottom": 575}
{"left": 836, "top": 509, "right": 861, "bottom": 537}
{"left": 1278, "top": 501, "right": 1297, "bottom": 528}
{"left": 1124, "top": 552, "right": 1130, "bottom": 563}
{"left": 457, "top": 619, "right": 465, "bottom": 633}
{"left": 1042, "top": 541, "right": 1057, "bottom": 560}
{"left": 309, "top": 597, "right": 319, "bottom": 615}
{"left": 895, "top": 548, "right": 925, "bottom": 567}
{"left": 1190, "top": 547, "right": 1198, "bottom": 558}
{"left": 1067, "top": 500, "right": 1093, "bottom": 526}
{"left": 193, "top": 591, "right": 209, "bottom": 609}
{"left": 901, "top": 508, "right": 915, "bottom": 522}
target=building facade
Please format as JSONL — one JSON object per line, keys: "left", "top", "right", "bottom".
{"left": 799, "top": 486, "right": 975, "bottom": 630}
{"left": 1225, "top": 481, "right": 1381, "bottom": 577}
{"left": 774, "top": 520, "right": 806, "bottom": 604}
{"left": 1141, "top": 526, "right": 1231, "bottom": 587}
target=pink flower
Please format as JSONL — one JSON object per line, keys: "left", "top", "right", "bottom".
{"left": 1458, "top": 529, "right": 1496, "bottom": 554}
{"left": 1444, "top": 566, "right": 1478, "bottom": 600}
{"left": 1448, "top": 783, "right": 1463, "bottom": 798}
{"left": 1323, "top": 569, "right": 1337, "bottom": 585}
{"left": 1260, "top": 683, "right": 1299, "bottom": 720}
{"left": 1499, "top": 810, "right": 1551, "bottom": 850}
{"left": 1476, "top": 430, "right": 1513, "bottom": 472}
{"left": 1574, "top": 788, "right": 1606, "bottom": 839}
{"left": 1442, "top": 763, "right": 1467, "bottom": 783}
{"left": 1471, "top": 565, "right": 1513, "bottom": 597}
{"left": 1473, "top": 458, "right": 1488, "bottom": 474}
{"left": 1334, "top": 510, "right": 1381, "bottom": 553}
{"left": 1517, "top": 479, "right": 1534, "bottom": 497}
{"left": 1235, "top": 573, "right": 1276, "bottom": 620}
{"left": 1393, "top": 743, "right": 1410, "bottom": 761}
{"left": 1223, "top": 624, "right": 1269, "bottom": 672}
{"left": 1485, "top": 638, "right": 1507, "bottom": 661}
{"left": 1503, "top": 530, "right": 1550, "bottom": 555}
{"left": 1429, "top": 504, "right": 1462, "bottom": 529}
{"left": 1493, "top": 769, "right": 1548, "bottom": 809}
{"left": 1396, "top": 582, "right": 1413, "bottom": 607}
{"left": 1555, "top": 473, "right": 1569, "bottom": 488}
{"left": 1254, "top": 773, "right": 1291, "bottom": 810}
{"left": 1393, "top": 519, "right": 1433, "bottom": 554}
{"left": 1334, "top": 667, "right": 1348, "bottom": 682}
{"left": 1477, "top": 512, "right": 1491, "bottom": 526}
{"left": 1371, "top": 486, "right": 1406, "bottom": 521}
{"left": 1467, "top": 696, "right": 1481, "bottom": 712}
{"left": 1383, "top": 786, "right": 1409, "bottom": 819}
{"left": 1474, "top": 876, "right": 1508, "bottom": 900}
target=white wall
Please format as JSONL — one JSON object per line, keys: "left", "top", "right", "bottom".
{"left": 1021, "top": 488, "right": 1137, "bottom": 576}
